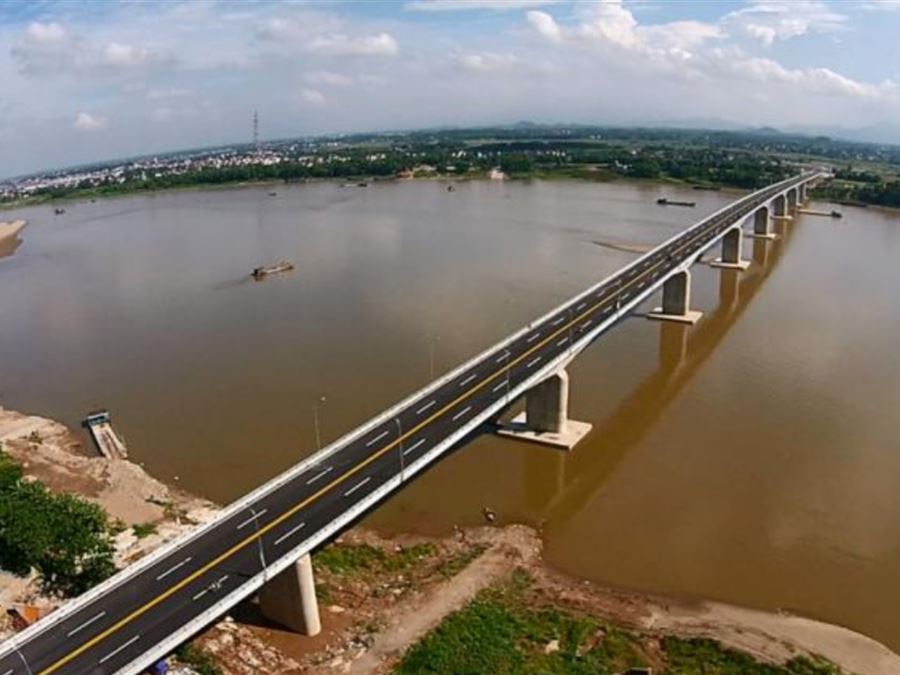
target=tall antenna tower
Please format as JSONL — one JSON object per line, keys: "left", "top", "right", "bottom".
{"left": 253, "top": 110, "right": 259, "bottom": 152}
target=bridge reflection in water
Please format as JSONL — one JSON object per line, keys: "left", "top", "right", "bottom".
{"left": 520, "top": 229, "right": 790, "bottom": 522}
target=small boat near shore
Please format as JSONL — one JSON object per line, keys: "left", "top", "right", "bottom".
{"left": 251, "top": 261, "right": 295, "bottom": 280}
{"left": 657, "top": 198, "right": 696, "bottom": 207}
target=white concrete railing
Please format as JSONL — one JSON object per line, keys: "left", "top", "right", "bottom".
{"left": 0, "top": 172, "right": 822, "bottom": 672}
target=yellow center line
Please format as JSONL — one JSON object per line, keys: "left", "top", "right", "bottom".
{"left": 38, "top": 186, "right": 793, "bottom": 674}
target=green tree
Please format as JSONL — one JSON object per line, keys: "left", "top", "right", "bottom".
{"left": 0, "top": 479, "right": 116, "bottom": 596}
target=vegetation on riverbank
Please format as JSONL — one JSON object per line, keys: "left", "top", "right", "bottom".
{"left": 811, "top": 166, "right": 900, "bottom": 207}
{"left": 0, "top": 445, "right": 116, "bottom": 597}
{"left": 396, "top": 569, "right": 843, "bottom": 675}
{"left": 10, "top": 125, "right": 900, "bottom": 212}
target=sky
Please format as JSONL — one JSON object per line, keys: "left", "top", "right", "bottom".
{"left": 2, "top": 0, "right": 900, "bottom": 177}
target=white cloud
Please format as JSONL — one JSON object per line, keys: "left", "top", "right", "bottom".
{"left": 300, "top": 88, "right": 326, "bottom": 105}
{"left": 304, "top": 70, "right": 354, "bottom": 86}
{"left": 24, "top": 21, "right": 68, "bottom": 44}
{"left": 726, "top": 1, "right": 847, "bottom": 46}
{"left": 255, "top": 14, "right": 341, "bottom": 42}
{"left": 407, "top": 0, "right": 559, "bottom": 11}
{"left": 575, "top": 0, "right": 640, "bottom": 48}
{"left": 860, "top": 0, "right": 900, "bottom": 9}
{"left": 306, "top": 32, "right": 399, "bottom": 56}
{"left": 74, "top": 112, "right": 107, "bottom": 131}
{"left": 13, "top": 23, "right": 171, "bottom": 75}
{"left": 102, "top": 42, "right": 164, "bottom": 68}
{"left": 526, "top": 11, "right": 563, "bottom": 43}
{"left": 711, "top": 53, "right": 875, "bottom": 98}
{"left": 457, "top": 52, "right": 518, "bottom": 72}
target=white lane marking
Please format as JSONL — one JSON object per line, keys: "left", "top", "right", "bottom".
{"left": 217, "top": 575, "right": 229, "bottom": 585}
{"left": 556, "top": 337, "right": 569, "bottom": 347}
{"left": 495, "top": 351, "right": 509, "bottom": 363}
{"left": 2, "top": 668, "right": 13, "bottom": 675}
{"left": 98, "top": 634, "right": 140, "bottom": 665}
{"left": 237, "top": 509, "right": 267, "bottom": 530}
{"left": 404, "top": 438, "right": 426, "bottom": 456}
{"left": 193, "top": 589, "right": 208, "bottom": 602}
{"left": 274, "top": 522, "right": 307, "bottom": 547}
{"left": 306, "top": 466, "right": 333, "bottom": 485}
{"left": 155, "top": 557, "right": 192, "bottom": 582}
{"left": 492, "top": 381, "right": 507, "bottom": 394}
{"left": 526, "top": 356, "right": 541, "bottom": 369}
{"left": 460, "top": 374, "right": 477, "bottom": 387}
{"left": 416, "top": 400, "right": 436, "bottom": 415}
{"left": 344, "top": 476, "right": 372, "bottom": 497}
{"left": 451, "top": 406, "right": 472, "bottom": 422}
{"left": 576, "top": 302, "right": 587, "bottom": 311}
{"left": 551, "top": 316, "right": 565, "bottom": 326}
{"left": 526, "top": 333, "right": 540, "bottom": 343}
{"left": 67, "top": 610, "right": 107, "bottom": 637}
{"left": 365, "top": 430, "right": 390, "bottom": 447}
{"left": 580, "top": 320, "right": 592, "bottom": 330}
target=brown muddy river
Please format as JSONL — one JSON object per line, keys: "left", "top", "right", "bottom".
{"left": 2, "top": 179, "right": 899, "bottom": 651}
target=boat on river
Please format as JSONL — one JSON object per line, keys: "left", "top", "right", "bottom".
{"left": 251, "top": 261, "right": 294, "bottom": 280}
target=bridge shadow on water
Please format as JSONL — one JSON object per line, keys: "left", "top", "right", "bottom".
{"left": 527, "top": 221, "right": 794, "bottom": 522}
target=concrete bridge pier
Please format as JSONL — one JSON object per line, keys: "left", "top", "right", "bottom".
{"left": 647, "top": 270, "right": 703, "bottom": 325}
{"left": 258, "top": 554, "right": 321, "bottom": 636}
{"left": 771, "top": 194, "right": 792, "bottom": 221}
{"left": 750, "top": 206, "right": 776, "bottom": 240}
{"left": 710, "top": 227, "right": 750, "bottom": 271}
{"left": 787, "top": 188, "right": 798, "bottom": 212}
{"left": 798, "top": 183, "right": 808, "bottom": 205}
{"left": 497, "top": 369, "right": 592, "bottom": 450}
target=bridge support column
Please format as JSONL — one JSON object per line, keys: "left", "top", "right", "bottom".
{"left": 709, "top": 227, "right": 750, "bottom": 271}
{"left": 646, "top": 270, "right": 702, "bottom": 325}
{"left": 750, "top": 206, "right": 776, "bottom": 240}
{"left": 772, "top": 194, "right": 792, "bottom": 221}
{"left": 496, "top": 369, "right": 592, "bottom": 451}
{"left": 787, "top": 189, "right": 798, "bottom": 213}
{"left": 259, "top": 554, "right": 321, "bottom": 636}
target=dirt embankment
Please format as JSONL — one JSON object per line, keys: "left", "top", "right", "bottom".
{"left": 0, "top": 406, "right": 217, "bottom": 639}
{"left": 0, "top": 219, "right": 26, "bottom": 258}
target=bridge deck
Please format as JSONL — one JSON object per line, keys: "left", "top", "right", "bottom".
{"left": 0, "top": 173, "right": 819, "bottom": 675}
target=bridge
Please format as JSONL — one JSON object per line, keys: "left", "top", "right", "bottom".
{"left": 0, "top": 172, "right": 824, "bottom": 675}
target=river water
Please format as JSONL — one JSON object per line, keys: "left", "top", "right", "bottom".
{"left": 1, "top": 179, "right": 899, "bottom": 650}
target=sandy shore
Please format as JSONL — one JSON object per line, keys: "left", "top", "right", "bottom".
{"left": 0, "top": 219, "right": 26, "bottom": 258}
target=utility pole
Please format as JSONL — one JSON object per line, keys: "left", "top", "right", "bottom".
{"left": 253, "top": 110, "right": 260, "bottom": 152}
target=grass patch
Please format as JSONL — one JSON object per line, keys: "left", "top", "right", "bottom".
{"left": 175, "top": 643, "right": 222, "bottom": 675}
{"left": 435, "top": 543, "right": 488, "bottom": 579}
{"left": 132, "top": 522, "right": 158, "bottom": 539}
{"left": 663, "top": 637, "right": 843, "bottom": 674}
{"left": 395, "top": 570, "right": 845, "bottom": 675}
{"left": 315, "top": 542, "right": 437, "bottom": 576}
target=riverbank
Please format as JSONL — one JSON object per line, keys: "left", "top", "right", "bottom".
{"left": 0, "top": 169, "right": 753, "bottom": 213}
{"left": 1, "top": 407, "right": 897, "bottom": 673}
{"left": 0, "top": 219, "right": 26, "bottom": 258}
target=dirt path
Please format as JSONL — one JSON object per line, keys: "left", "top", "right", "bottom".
{"left": 348, "top": 526, "right": 540, "bottom": 674}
